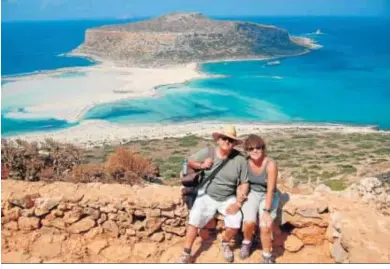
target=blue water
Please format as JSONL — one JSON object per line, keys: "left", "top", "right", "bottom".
{"left": 2, "top": 17, "right": 390, "bottom": 136}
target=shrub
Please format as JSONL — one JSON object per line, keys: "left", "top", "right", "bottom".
{"left": 1, "top": 138, "right": 82, "bottom": 181}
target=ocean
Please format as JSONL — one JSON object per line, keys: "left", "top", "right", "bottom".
{"left": 2, "top": 16, "right": 390, "bottom": 136}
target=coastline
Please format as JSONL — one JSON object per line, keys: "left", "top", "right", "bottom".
{"left": 5, "top": 119, "right": 386, "bottom": 147}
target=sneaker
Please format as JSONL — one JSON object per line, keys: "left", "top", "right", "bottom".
{"left": 221, "top": 242, "right": 234, "bottom": 263}
{"left": 262, "top": 253, "right": 275, "bottom": 264}
{"left": 239, "top": 242, "right": 252, "bottom": 260}
{"left": 178, "top": 252, "right": 193, "bottom": 264}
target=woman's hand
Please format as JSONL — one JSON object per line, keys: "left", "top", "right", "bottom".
{"left": 260, "top": 212, "right": 273, "bottom": 228}
{"left": 226, "top": 202, "right": 241, "bottom": 215}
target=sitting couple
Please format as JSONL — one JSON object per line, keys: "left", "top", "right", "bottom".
{"left": 179, "top": 125, "right": 280, "bottom": 264}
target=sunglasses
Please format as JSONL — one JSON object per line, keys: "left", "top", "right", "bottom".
{"left": 220, "top": 136, "right": 236, "bottom": 144}
{"left": 247, "top": 145, "right": 265, "bottom": 151}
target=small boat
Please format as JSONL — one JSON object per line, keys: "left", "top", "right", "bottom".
{"left": 265, "top": 60, "right": 281, "bottom": 66}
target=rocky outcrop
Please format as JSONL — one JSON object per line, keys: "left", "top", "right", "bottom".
{"left": 71, "top": 12, "right": 308, "bottom": 67}
{"left": 2, "top": 180, "right": 389, "bottom": 263}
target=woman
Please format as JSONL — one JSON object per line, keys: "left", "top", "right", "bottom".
{"left": 239, "top": 134, "right": 280, "bottom": 263}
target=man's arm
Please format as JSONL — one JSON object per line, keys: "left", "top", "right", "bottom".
{"left": 187, "top": 147, "right": 212, "bottom": 170}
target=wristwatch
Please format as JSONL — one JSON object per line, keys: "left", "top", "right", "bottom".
{"left": 263, "top": 208, "right": 271, "bottom": 213}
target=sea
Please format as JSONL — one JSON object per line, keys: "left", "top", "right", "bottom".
{"left": 2, "top": 16, "right": 390, "bottom": 136}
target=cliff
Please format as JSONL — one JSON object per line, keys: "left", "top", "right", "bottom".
{"left": 70, "top": 12, "right": 308, "bottom": 67}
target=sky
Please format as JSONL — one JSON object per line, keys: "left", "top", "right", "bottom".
{"left": 2, "top": 0, "right": 389, "bottom": 21}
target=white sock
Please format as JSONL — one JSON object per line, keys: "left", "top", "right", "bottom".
{"left": 263, "top": 252, "right": 272, "bottom": 257}
{"left": 242, "top": 239, "right": 251, "bottom": 245}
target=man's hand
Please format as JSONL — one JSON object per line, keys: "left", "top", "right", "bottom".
{"left": 226, "top": 202, "right": 241, "bottom": 215}
{"left": 201, "top": 158, "right": 213, "bottom": 169}
{"left": 260, "top": 212, "right": 273, "bottom": 228}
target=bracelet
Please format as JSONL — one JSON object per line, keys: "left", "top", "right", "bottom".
{"left": 263, "top": 208, "right": 271, "bottom": 213}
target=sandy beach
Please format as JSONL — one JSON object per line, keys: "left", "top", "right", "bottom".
{"left": 2, "top": 63, "right": 207, "bottom": 123}
{"left": 6, "top": 119, "right": 384, "bottom": 147}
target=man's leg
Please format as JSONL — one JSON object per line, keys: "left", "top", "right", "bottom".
{"left": 179, "top": 194, "right": 217, "bottom": 263}
{"left": 218, "top": 196, "right": 243, "bottom": 263}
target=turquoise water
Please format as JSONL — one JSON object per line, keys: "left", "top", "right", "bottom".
{"left": 2, "top": 17, "right": 390, "bottom": 135}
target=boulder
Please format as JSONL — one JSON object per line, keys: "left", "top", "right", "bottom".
{"left": 284, "top": 235, "right": 304, "bottom": 252}
{"left": 102, "top": 220, "right": 119, "bottom": 238}
{"left": 63, "top": 208, "right": 83, "bottom": 224}
{"left": 292, "top": 226, "right": 326, "bottom": 245}
{"left": 87, "top": 239, "right": 109, "bottom": 255}
{"left": 331, "top": 239, "right": 348, "bottom": 263}
{"left": 68, "top": 217, "right": 95, "bottom": 234}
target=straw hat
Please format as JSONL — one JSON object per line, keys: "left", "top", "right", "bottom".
{"left": 212, "top": 125, "right": 242, "bottom": 144}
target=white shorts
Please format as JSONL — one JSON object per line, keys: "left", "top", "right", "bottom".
{"left": 188, "top": 191, "right": 242, "bottom": 229}
{"left": 241, "top": 190, "right": 280, "bottom": 223}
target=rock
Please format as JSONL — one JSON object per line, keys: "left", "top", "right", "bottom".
{"left": 146, "top": 208, "right": 161, "bottom": 218}
{"left": 161, "top": 210, "right": 175, "bottom": 218}
{"left": 49, "top": 218, "right": 67, "bottom": 230}
{"left": 64, "top": 193, "right": 84, "bottom": 203}
{"left": 150, "top": 232, "right": 165, "bottom": 242}
{"left": 9, "top": 194, "right": 37, "bottom": 209}
{"left": 101, "top": 204, "right": 118, "bottom": 213}
{"left": 100, "top": 245, "right": 133, "bottom": 262}
{"left": 165, "top": 218, "right": 181, "bottom": 227}
{"left": 331, "top": 212, "right": 343, "bottom": 231}
{"left": 4, "top": 221, "right": 19, "bottom": 231}
{"left": 108, "top": 213, "right": 118, "bottom": 221}
{"left": 133, "top": 221, "right": 145, "bottom": 231}
{"left": 317, "top": 205, "right": 329, "bottom": 214}
{"left": 374, "top": 187, "right": 385, "bottom": 195}
{"left": 282, "top": 211, "right": 328, "bottom": 228}
{"left": 87, "top": 239, "right": 109, "bottom": 255}
{"left": 52, "top": 209, "right": 64, "bottom": 217}
{"left": 360, "top": 177, "right": 382, "bottom": 192}
{"left": 134, "top": 209, "right": 146, "bottom": 217}
{"left": 161, "top": 224, "right": 186, "bottom": 236}
{"left": 85, "top": 226, "right": 103, "bottom": 240}
{"left": 126, "top": 228, "right": 136, "bottom": 236}
{"left": 34, "top": 208, "right": 49, "bottom": 216}
{"left": 174, "top": 207, "right": 189, "bottom": 218}
{"left": 102, "top": 220, "right": 119, "bottom": 238}
{"left": 20, "top": 208, "right": 35, "bottom": 217}
{"left": 117, "top": 213, "right": 133, "bottom": 229}
{"left": 297, "top": 208, "right": 321, "bottom": 218}
{"left": 315, "top": 184, "right": 331, "bottom": 193}
{"left": 292, "top": 226, "right": 326, "bottom": 245}
{"left": 165, "top": 233, "right": 173, "bottom": 240}
{"left": 97, "top": 213, "right": 107, "bottom": 225}
{"left": 145, "top": 218, "right": 165, "bottom": 235}
{"left": 284, "top": 235, "right": 304, "bottom": 252}
{"left": 18, "top": 217, "right": 40, "bottom": 231}
{"left": 6, "top": 207, "right": 21, "bottom": 222}
{"left": 133, "top": 242, "right": 157, "bottom": 259}
{"left": 63, "top": 208, "right": 83, "bottom": 224}
{"left": 68, "top": 217, "right": 95, "bottom": 234}
{"left": 57, "top": 203, "right": 67, "bottom": 211}
{"left": 331, "top": 239, "right": 348, "bottom": 263}
{"left": 83, "top": 207, "right": 101, "bottom": 220}
{"left": 35, "top": 197, "right": 62, "bottom": 212}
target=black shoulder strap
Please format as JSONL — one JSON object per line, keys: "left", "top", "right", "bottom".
{"left": 197, "top": 149, "right": 237, "bottom": 192}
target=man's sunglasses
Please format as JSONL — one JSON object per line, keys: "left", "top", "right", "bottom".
{"left": 247, "top": 145, "right": 265, "bottom": 151}
{"left": 220, "top": 136, "right": 236, "bottom": 143}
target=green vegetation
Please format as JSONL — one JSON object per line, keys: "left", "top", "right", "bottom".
{"left": 178, "top": 135, "right": 200, "bottom": 147}
{"left": 326, "top": 179, "right": 347, "bottom": 191}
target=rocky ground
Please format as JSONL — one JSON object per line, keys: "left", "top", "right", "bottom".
{"left": 2, "top": 175, "right": 389, "bottom": 264}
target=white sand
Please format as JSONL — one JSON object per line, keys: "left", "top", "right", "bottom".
{"left": 6, "top": 120, "right": 384, "bottom": 148}
{"left": 2, "top": 63, "right": 207, "bottom": 123}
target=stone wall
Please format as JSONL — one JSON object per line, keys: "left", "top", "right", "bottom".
{"left": 2, "top": 179, "right": 389, "bottom": 263}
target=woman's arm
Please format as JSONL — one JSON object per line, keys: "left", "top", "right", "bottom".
{"left": 265, "top": 160, "right": 278, "bottom": 211}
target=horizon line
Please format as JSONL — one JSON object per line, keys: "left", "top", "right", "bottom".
{"left": 2, "top": 14, "right": 389, "bottom": 23}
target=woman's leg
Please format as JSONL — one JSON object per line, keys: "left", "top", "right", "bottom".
{"left": 240, "top": 191, "right": 260, "bottom": 259}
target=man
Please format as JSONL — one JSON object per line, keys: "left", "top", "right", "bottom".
{"left": 178, "top": 125, "right": 249, "bottom": 263}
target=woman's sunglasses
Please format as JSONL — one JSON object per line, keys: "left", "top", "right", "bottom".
{"left": 247, "top": 145, "right": 265, "bottom": 151}
{"left": 220, "top": 136, "right": 236, "bottom": 144}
